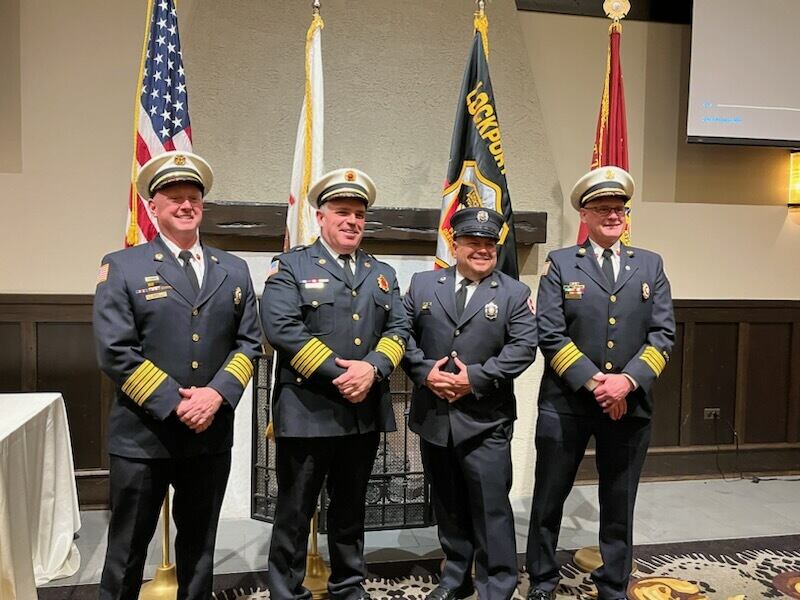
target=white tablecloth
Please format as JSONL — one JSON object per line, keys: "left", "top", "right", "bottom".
{"left": 0, "top": 393, "right": 81, "bottom": 599}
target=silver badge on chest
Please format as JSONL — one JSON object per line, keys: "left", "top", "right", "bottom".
{"left": 484, "top": 301, "right": 498, "bottom": 320}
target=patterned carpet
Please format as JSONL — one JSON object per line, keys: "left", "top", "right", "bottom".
{"left": 37, "top": 535, "right": 800, "bottom": 599}
{"left": 210, "top": 536, "right": 800, "bottom": 600}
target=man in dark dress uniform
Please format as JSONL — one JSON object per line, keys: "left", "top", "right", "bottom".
{"left": 526, "top": 166, "right": 675, "bottom": 600}
{"left": 93, "top": 150, "right": 262, "bottom": 600}
{"left": 261, "top": 168, "right": 410, "bottom": 600}
{"left": 403, "top": 207, "right": 538, "bottom": 600}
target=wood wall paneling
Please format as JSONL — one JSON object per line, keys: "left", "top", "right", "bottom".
{"left": 2, "top": 296, "right": 799, "bottom": 510}
{"left": 0, "top": 323, "right": 21, "bottom": 391}
{"left": 36, "top": 322, "right": 104, "bottom": 470}
{"left": 650, "top": 321, "right": 684, "bottom": 447}
{"left": 686, "top": 322, "right": 738, "bottom": 446}
{"left": 743, "top": 323, "right": 792, "bottom": 443}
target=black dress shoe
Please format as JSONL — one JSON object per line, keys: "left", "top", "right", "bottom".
{"left": 426, "top": 585, "right": 473, "bottom": 600}
{"left": 526, "top": 589, "right": 556, "bottom": 600}
{"left": 353, "top": 590, "right": 373, "bottom": 600}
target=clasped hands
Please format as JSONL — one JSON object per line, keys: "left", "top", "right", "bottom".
{"left": 333, "top": 358, "right": 376, "bottom": 404}
{"left": 425, "top": 356, "right": 472, "bottom": 403}
{"left": 592, "top": 373, "right": 633, "bottom": 421}
{"left": 176, "top": 386, "right": 223, "bottom": 433}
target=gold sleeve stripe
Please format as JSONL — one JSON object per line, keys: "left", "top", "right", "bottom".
{"left": 290, "top": 338, "right": 333, "bottom": 378}
{"left": 551, "top": 342, "right": 584, "bottom": 376}
{"left": 225, "top": 363, "right": 248, "bottom": 387}
{"left": 122, "top": 360, "right": 168, "bottom": 406}
{"left": 642, "top": 346, "right": 667, "bottom": 371}
{"left": 225, "top": 360, "right": 249, "bottom": 381}
{"left": 225, "top": 353, "right": 253, "bottom": 387}
{"left": 295, "top": 343, "right": 328, "bottom": 373}
{"left": 639, "top": 346, "right": 667, "bottom": 376}
{"left": 303, "top": 347, "right": 332, "bottom": 378}
{"left": 376, "top": 337, "right": 404, "bottom": 367}
{"left": 230, "top": 352, "right": 254, "bottom": 372}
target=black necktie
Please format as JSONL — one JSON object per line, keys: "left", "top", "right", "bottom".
{"left": 455, "top": 279, "right": 472, "bottom": 317}
{"left": 339, "top": 254, "right": 354, "bottom": 288}
{"left": 178, "top": 250, "right": 200, "bottom": 297}
{"left": 602, "top": 248, "right": 615, "bottom": 287}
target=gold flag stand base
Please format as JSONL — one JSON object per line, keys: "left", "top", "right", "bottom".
{"left": 302, "top": 511, "right": 330, "bottom": 600}
{"left": 139, "top": 564, "right": 178, "bottom": 600}
{"left": 139, "top": 494, "right": 178, "bottom": 600}
{"left": 573, "top": 545, "right": 638, "bottom": 574}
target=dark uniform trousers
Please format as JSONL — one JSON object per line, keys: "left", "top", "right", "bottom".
{"left": 93, "top": 235, "right": 262, "bottom": 600}
{"left": 102, "top": 452, "right": 231, "bottom": 600}
{"left": 403, "top": 267, "right": 537, "bottom": 600}
{"left": 261, "top": 240, "right": 410, "bottom": 600}
{"left": 525, "top": 242, "right": 674, "bottom": 600}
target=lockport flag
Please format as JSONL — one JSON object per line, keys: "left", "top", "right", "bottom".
{"left": 285, "top": 12, "right": 324, "bottom": 250}
{"left": 435, "top": 12, "right": 518, "bottom": 279}
{"left": 125, "top": 0, "right": 193, "bottom": 247}
{"left": 577, "top": 22, "right": 630, "bottom": 245}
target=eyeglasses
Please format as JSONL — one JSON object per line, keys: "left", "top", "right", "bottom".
{"left": 584, "top": 206, "right": 628, "bottom": 217}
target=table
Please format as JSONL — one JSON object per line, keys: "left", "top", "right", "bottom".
{"left": 0, "top": 393, "right": 81, "bottom": 599}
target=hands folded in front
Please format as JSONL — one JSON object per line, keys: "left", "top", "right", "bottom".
{"left": 425, "top": 357, "right": 472, "bottom": 403}
{"left": 592, "top": 373, "right": 633, "bottom": 421}
{"left": 176, "top": 386, "right": 223, "bottom": 433}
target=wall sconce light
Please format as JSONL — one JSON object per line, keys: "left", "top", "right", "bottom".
{"left": 789, "top": 152, "right": 800, "bottom": 224}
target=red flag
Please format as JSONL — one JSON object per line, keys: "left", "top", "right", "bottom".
{"left": 577, "top": 24, "right": 630, "bottom": 245}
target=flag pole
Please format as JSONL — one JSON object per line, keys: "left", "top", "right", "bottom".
{"left": 572, "top": 0, "right": 637, "bottom": 585}
{"left": 297, "top": 5, "right": 330, "bottom": 597}
{"left": 138, "top": 495, "right": 177, "bottom": 600}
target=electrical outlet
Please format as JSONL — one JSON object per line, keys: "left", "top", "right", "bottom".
{"left": 703, "top": 408, "right": 721, "bottom": 420}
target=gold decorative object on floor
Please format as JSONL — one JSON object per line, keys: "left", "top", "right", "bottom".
{"left": 303, "top": 511, "right": 330, "bottom": 600}
{"left": 139, "top": 495, "right": 177, "bottom": 600}
{"left": 628, "top": 576, "right": 708, "bottom": 599}
{"left": 573, "top": 545, "right": 638, "bottom": 574}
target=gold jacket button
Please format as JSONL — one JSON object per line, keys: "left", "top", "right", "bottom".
{"left": 191, "top": 361, "right": 199, "bottom": 369}
{"left": 354, "top": 338, "right": 362, "bottom": 346}
{"left": 609, "top": 317, "right": 616, "bottom": 325}
{"left": 296, "top": 377, "right": 303, "bottom": 384}
{"left": 454, "top": 329, "right": 460, "bottom": 336}
{"left": 311, "top": 300, "right": 319, "bottom": 307}
{"left": 450, "top": 350, "right": 458, "bottom": 358}
{"left": 607, "top": 341, "right": 614, "bottom": 349}
{"left": 351, "top": 290, "right": 358, "bottom": 297}
{"left": 192, "top": 333, "right": 200, "bottom": 342}
{"left": 605, "top": 361, "right": 613, "bottom": 370}
{"left": 610, "top": 295, "right": 617, "bottom": 303}
{"left": 352, "top": 313, "right": 360, "bottom": 321}
{"left": 384, "top": 304, "right": 390, "bottom": 310}
{"left": 192, "top": 308, "right": 199, "bottom": 316}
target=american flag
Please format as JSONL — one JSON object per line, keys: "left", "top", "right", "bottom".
{"left": 126, "top": 0, "right": 192, "bottom": 247}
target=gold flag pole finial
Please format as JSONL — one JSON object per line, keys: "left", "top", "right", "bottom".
{"left": 474, "top": 0, "right": 489, "bottom": 57}
{"left": 603, "top": 0, "right": 630, "bottom": 31}
{"left": 312, "top": 0, "right": 320, "bottom": 15}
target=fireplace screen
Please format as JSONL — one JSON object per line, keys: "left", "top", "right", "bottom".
{"left": 251, "top": 355, "right": 434, "bottom": 531}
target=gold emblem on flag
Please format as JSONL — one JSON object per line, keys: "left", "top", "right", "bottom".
{"left": 377, "top": 274, "right": 389, "bottom": 293}
{"left": 175, "top": 155, "right": 186, "bottom": 166}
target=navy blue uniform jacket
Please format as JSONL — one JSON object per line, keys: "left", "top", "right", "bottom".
{"left": 260, "top": 240, "right": 410, "bottom": 438}
{"left": 93, "top": 235, "right": 262, "bottom": 459}
{"left": 403, "top": 267, "right": 538, "bottom": 446}
{"left": 536, "top": 242, "right": 675, "bottom": 418}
